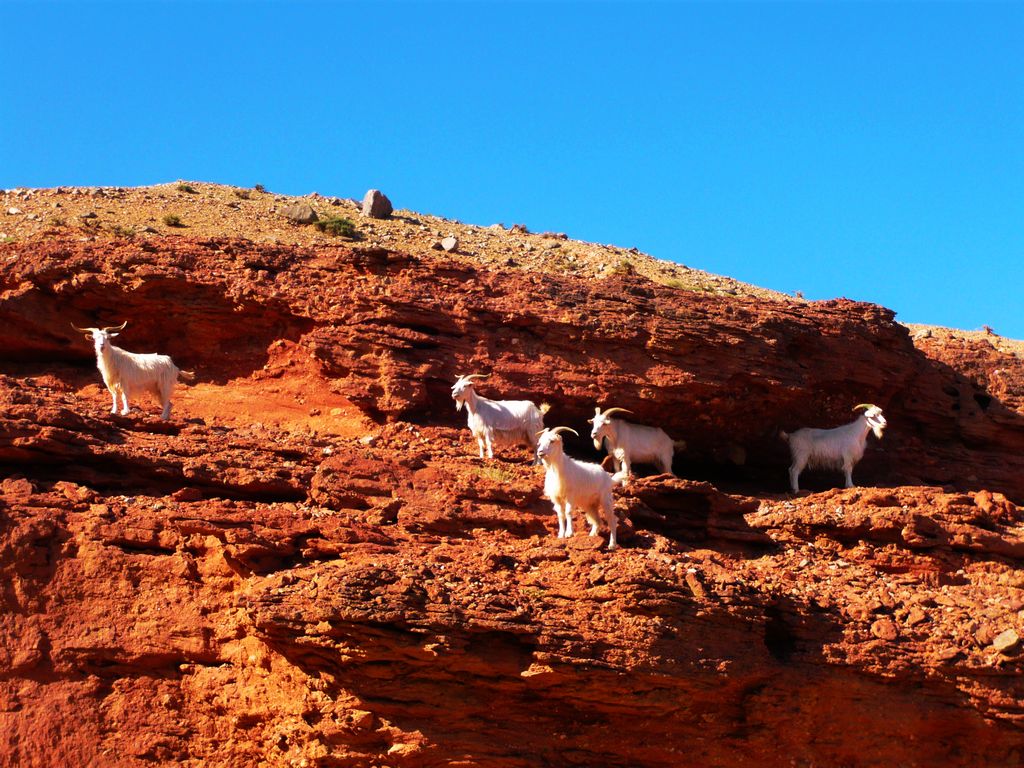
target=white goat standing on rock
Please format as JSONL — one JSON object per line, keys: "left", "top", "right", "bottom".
{"left": 536, "top": 426, "right": 623, "bottom": 550}
{"left": 589, "top": 406, "right": 686, "bottom": 483}
{"left": 73, "top": 321, "right": 194, "bottom": 420}
{"left": 780, "top": 403, "right": 887, "bottom": 493}
{"left": 451, "top": 373, "right": 549, "bottom": 461}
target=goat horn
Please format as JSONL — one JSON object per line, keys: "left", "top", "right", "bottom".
{"left": 550, "top": 426, "right": 579, "bottom": 437}
{"left": 70, "top": 323, "right": 96, "bottom": 333}
{"left": 852, "top": 403, "right": 877, "bottom": 412}
{"left": 602, "top": 407, "right": 633, "bottom": 418}
{"left": 102, "top": 321, "right": 127, "bottom": 332}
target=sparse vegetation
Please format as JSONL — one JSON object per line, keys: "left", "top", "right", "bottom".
{"left": 663, "top": 278, "right": 688, "bottom": 290}
{"left": 610, "top": 258, "right": 635, "bottom": 276}
{"left": 49, "top": 216, "right": 65, "bottom": 227}
{"left": 472, "top": 465, "right": 517, "bottom": 485}
{"left": 254, "top": 184, "right": 266, "bottom": 193}
{"left": 314, "top": 216, "right": 357, "bottom": 238}
{"left": 110, "top": 224, "right": 135, "bottom": 238}
{"left": 234, "top": 188, "right": 251, "bottom": 200}
{"left": 163, "top": 214, "right": 184, "bottom": 227}
{"left": 0, "top": 235, "right": 16, "bottom": 244}
{"left": 177, "top": 184, "right": 197, "bottom": 194}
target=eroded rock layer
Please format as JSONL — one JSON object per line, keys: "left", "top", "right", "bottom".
{"left": 2, "top": 236, "right": 1023, "bottom": 767}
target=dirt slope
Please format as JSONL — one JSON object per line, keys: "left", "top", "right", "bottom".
{"left": 2, "top": 185, "right": 1023, "bottom": 767}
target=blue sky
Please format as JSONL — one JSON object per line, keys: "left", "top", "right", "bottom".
{"left": 2, "top": 2, "right": 1021, "bottom": 337}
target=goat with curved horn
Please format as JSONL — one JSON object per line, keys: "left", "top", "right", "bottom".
{"left": 589, "top": 405, "right": 683, "bottom": 481}
{"left": 781, "top": 404, "right": 887, "bottom": 492}
{"left": 451, "top": 373, "right": 549, "bottom": 460}
{"left": 74, "top": 321, "right": 194, "bottom": 420}
{"left": 535, "top": 426, "right": 621, "bottom": 549}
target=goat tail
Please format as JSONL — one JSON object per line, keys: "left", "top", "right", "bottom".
{"left": 778, "top": 429, "right": 789, "bottom": 443}
{"left": 539, "top": 402, "right": 552, "bottom": 415}
{"left": 672, "top": 439, "right": 687, "bottom": 452}
{"left": 178, "top": 369, "right": 196, "bottom": 382}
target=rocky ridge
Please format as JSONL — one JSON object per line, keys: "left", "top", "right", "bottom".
{"left": 1, "top": 186, "right": 1024, "bottom": 767}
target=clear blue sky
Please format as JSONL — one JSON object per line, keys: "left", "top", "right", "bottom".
{"left": 2, "top": 2, "right": 1021, "bottom": 337}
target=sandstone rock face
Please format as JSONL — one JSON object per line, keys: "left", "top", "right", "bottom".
{"left": 1, "top": 235, "right": 1023, "bottom": 766}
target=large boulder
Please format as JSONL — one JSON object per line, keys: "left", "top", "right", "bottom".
{"left": 283, "top": 203, "right": 318, "bottom": 224}
{"left": 361, "top": 189, "right": 393, "bottom": 219}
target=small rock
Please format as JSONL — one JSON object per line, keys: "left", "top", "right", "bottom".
{"left": 1, "top": 477, "right": 34, "bottom": 499}
{"left": 25, "top": 213, "right": 39, "bottom": 221}
{"left": 79, "top": 211, "right": 97, "bottom": 219}
{"left": 905, "top": 607, "right": 927, "bottom": 626}
{"left": 441, "top": 236, "right": 458, "bottom": 252}
{"left": 349, "top": 710, "right": 375, "bottom": 729}
{"left": 359, "top": 435, "right": 379, "bottom": 447}
{"left": 6, "top": 207, "right": 21, "bottom": 215}
{"left": 361, "top": 189, "right": 393, "bottom": 219}
{"left": 387, "top": 743, "right": 420, "bottom": 758}
{"left": 282, "top": 203, "right": 318, "bottom": 224}
{"left": 992, "top": 628, "right": 1020, "bottom": 655}
{"left": 870, "top": 617, "right": 899, "bottom": 641}
{"left": 974, "top": 624, "right": 996, "bottom": 647}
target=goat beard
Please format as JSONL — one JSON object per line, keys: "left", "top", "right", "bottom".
{"left": 454, "top": 398, "right": 463, "bottom": 412}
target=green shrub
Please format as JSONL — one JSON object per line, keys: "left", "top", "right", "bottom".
{"left": 254, "top": 184, "right": 266, "bottom": 193}
{"left": 110, "top": 224, "right": 135, "bottom": 238}
{"left": 163, "top": 214, "right": 183, "bottom": 227}
{"left": 234, "top": 188, "right": 251, "bottom": 200}
{"left": 177, "top": 183, "right": 197, "bottom": 194}
{"left": 314, "top": 216, "right": 356, "bottom": 238}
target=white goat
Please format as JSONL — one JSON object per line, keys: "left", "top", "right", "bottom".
{"left": 451, "top": 373, "right": 549, "bottom": 461}
{"left": 536, "top": 426, "right": 622, "bottom": 550}
{"left": 73, "top": 321, "right": 194, "bottom": 420}
{"left": 780, "top": 404, "right": 887, "bottom": 493}
{"left": 589, "top": 406, "right": 685, "bottom": 482}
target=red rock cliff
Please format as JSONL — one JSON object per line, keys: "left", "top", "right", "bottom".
{"left": 2, "top": 236, "right": 1023, "bottom": 767}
